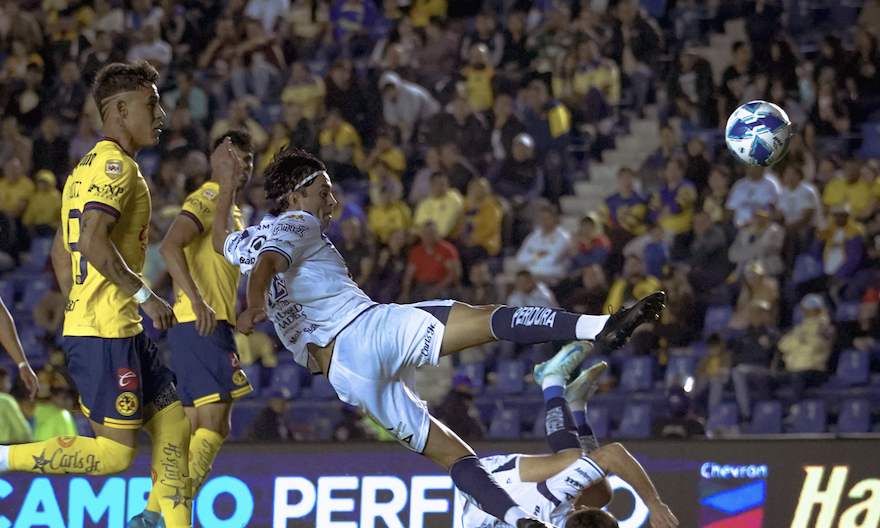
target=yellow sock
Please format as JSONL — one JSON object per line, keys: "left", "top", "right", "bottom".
{"left": 189, "top": 428, "right": 224, "bottom": 496}
{"left": 144, "top": 402, "right": 193, "bottom": 528}
{"left": 9, "top": 435, "right": 135, "bottom": 475}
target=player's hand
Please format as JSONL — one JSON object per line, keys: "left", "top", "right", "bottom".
{"left": 142, "top": 294, "right": 178, "bottom": 331}
{"left": 18, "top": 363, "right": 38, "bottom": 400}
{"left": 192, "top": 298, "right": 217, "bottom": 337}
{"left": 210, "top": 137, "right": 243, "bottom": 190}
{"left": 649, "top": 502, "right": 679, "bottom": 528}
{"left": 236, "top": 306, "right": 267, "bottom": 335}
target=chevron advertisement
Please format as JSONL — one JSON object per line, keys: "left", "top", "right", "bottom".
{"left": 0, "top": 439, "right": 877, "bottom": 528}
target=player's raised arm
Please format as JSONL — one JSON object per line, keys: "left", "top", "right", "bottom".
{"left": 587, "top": 443, "right": 679, "bottom": 528}
{"left": 0, "top": 298, "right": 38, "bottom": 400}
{"left": 211, "top": 137, "right": 243, "bottom": 256}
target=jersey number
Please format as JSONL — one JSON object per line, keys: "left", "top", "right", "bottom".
{"left": 67, "top": 209, "right": 88, "bottom": 284}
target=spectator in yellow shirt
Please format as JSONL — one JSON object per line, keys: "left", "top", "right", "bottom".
{"left": 410, "top": 0, "right": 447, "bottom": 27}
{"left": 413, "top": 171, "right": 464, "bottom": 238}
{"left": 368, "top": 178, "right": 412, "bottom": 243}
{"left": 604, "top": 254, "right": 663, "bottom": 314}
{"left": 456, "top": 177, "right": 503, "bottom": 266}
{"left": 359, "top": 127, "right": 406, "bottom": 185}
{"left": 209, "top": 98, "right": 269, "bottom": 150}
{"left": 822, "top": 159, "right": 873, "bottom": 216}
{"left": 319, "top": 108, "right": 364, "bottom": 184}
{"left": 458, "top": 44, "right": 495, "bottom": 112}
{"left": 22, "top": 169, "right": 61, "bottom": 238}
{"left": 0, "top": 157, "right": 35, "bottom": 219}
{"left": 281, "top": 60, "right": 326, "bottom": 120}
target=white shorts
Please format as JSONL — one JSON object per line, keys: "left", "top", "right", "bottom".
{"left": 328, "top": 300, "right": 454, "bottom": 453}
{"left": 456, "top": 454, "right": 607, "bottom": 528}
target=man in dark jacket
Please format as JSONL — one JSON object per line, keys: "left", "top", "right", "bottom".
{"left": 603, "top": 0, "right": 662, "bottom": 118}
{"left": 433, "top": 375, "right": 486, "bottom": 441}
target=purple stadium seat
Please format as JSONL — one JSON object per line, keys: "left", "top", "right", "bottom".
{"left": 665, "top": 355, "right": 697, "bottom": 387}
{"left": 489, "top": 407, "right": 521, "bottom": 440}
{"left": 615, "top": 403, "right": 652, "bottom": 439}
{"left": 618, "top": 356, "right": 655, "bottom": 392}
{"left": 706, "top": 402, "right": 739, "bottom": 432}
{"left": 491, "top": 359, "right": 526, "bottom": 395}
{"left": 837, "top": 399, "right": 871, "bottom": 434}
{"left": 832, "top": 350, "right": 870, "bottom": 387}
{"left": 587, "top": 406, "right": 611, "bottom": 439}
{"left": 745, "top": 401, "right": 782, "bottom": 434}
{"left": 702, "top": 306, "right": 734, "bottom": 340}
{"left": 788, "top": 399, "right": 827, "bottom": 433}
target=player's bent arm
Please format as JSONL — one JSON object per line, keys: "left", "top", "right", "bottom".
{"left": 77, "top": 209, "right": 144, "bottom": 295}
{"left": 588, "top": 443, "right": 677, "bottom": 527}
{"left": 51, "top": 226, "right": 73, "bottom": 299}
{"left": 245, "top": 251, "right": 288, "bottom": 313}
{"left": 212, "top": 184, "right": 237, "bottom": 255}
{"left": 160, "top": 215, "right": 206, "bottom": 306}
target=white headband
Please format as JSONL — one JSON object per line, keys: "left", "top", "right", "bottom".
{"left": 293, "top": 170, "right": 327, "bottom": 191}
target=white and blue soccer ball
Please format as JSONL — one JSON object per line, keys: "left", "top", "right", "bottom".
{"left": 724, "top": 100, "right": 793, "bottom": 166}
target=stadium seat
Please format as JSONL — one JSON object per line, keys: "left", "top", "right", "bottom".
{"left": 706, "top": 402, "right": 739, "bottom": 432}
{"left": 267, "top": 362, "right": 305, "bottom": 398}
{"left": 664, "top": 355, "right": 697, "bottom": 388}
{"left": 745, "top": 401, "right": 782, "bottom": 434}
{"left": 587, "top": 406, "right": 611, "bottom": 439}
{"left": 618, "top": 356, "right": 655, "bottom": 392}
{"left": 303, "top": 375, "right": 338, "bottom": 400}
{"left": 615, "top": 403, "right": 652, "bottom": 439}
{"left": 457, "top": 361, "right": 486, "bottom": 392}
{"left": 0, "top": 280, "right": 13, "bottom": 304}
{"left": 857, "top": 122, "right": 880, "bottom": 160}
{"left": 19, "top": 275, "right": 52, "bottom": 312}
{"left": 791, "top": 254, "right": 824, "bottom": 285}
{"left": 21, "top": 237, "right": 53, "bottom": 273}
{"left": 788, "top": 399, "right": 827, "bottom": 433}
{"left": 489, "top": 407, "right": 521, "bottom": 440}
{"left": 835, "top": 301, "right": 861, "bottom": 322}
{"left": 491, "top": 359, "right": 526, "bottom": 395}
{"left": 832, "top": 349, "right": 870, "bottom": 387}
{"left": 837, "top": 398, "right": 871, "bottom": 434}
{"left": 702, "top": 306, "right": 734, "bottom": 340}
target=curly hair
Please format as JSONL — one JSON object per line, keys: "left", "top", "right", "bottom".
{"left": 93, "top": 60, "right": 159, "bottom": 121}
{"left": 263, "top": 145, "right": 326, "bottom": 216}
{"left": 565, "top": 508, "right": 619, "bottom": 528}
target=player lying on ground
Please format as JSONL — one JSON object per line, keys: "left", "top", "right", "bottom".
{"left": 209, "top": 144, "right": 666, "bottom": 528}
{"left": 0, "top": 60, "right": 195, "bottom": 528}
{"left": 456, "top": 341, "right": 679, "bottom": 528}
{"left": 128, "top": 131, "right": 257, "bottom": 528}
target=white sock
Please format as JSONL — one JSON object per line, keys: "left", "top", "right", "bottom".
{"left": 504, "top": 506, "right": 531, "bottom": 526}
{"left": 0, "top": 445, "right": 9, "bottom": 473}
{"left": 541, "top": 375, "right": 565, "bottom": 390}
{"left": 576, "top": 315, "right": 611, "bottom": 340}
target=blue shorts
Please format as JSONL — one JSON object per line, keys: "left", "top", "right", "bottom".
{"left": 168, "top": 321, "right": 252, "bottom": 407}
{"left": 64, "top": 333, "right": 175, "bottom": 430}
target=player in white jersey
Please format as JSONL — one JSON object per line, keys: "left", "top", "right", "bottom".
{"left": 210, "top": 145, "right": 667, "bottom": 528}
{"left": 456, "top": 342, "right": 678, "bottom": 528}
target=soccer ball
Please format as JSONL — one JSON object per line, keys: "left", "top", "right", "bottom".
{"left": 724, "top": 100, "right": 793, "bottom": 166}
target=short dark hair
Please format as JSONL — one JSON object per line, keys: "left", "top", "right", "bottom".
{"left": 213, "top": 129, "right": 256, "bottom": 155}
{"left": 566, "top": 508, "right": 619, "bottom": 528}
{"left": 263, "top": 145, "right": 326, "bottom": 216}
{"left": 93, "top": 60, "right": 160, "bottom": 120}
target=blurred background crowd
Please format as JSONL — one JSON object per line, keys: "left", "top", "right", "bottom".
{"left": 1, "top": 0, "right": 880, "bottom": 444}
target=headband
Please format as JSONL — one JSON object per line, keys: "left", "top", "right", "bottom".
{"left": 293, "top": 170, "right": 327, "bottom": 191}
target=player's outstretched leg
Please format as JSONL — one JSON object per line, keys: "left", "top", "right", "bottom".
{"left": 534, "top": 341, "right": 594, "bottom": 453}
{"left": 566, "top": 361, "right": 608, "bottom": 454}
{"left": 439, "top": 292, "right": 665, "bottom": 357}
{"left": 0, "top": 435, "right": 137, "bottom": 475}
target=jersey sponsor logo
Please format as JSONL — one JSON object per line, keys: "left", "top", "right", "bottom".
{"left": 65, "top": 299, "right": 78, "bottom": 312}
{"left": 117, "top": 368, "right": 138, "bottom": 389}
{"left": 65, "top": 180, "right": 82, "bottom": 199}
{"left": 30, "top": 447, "right": 102, "bottom": 473}
{"left": 289, "top": 323, "right": 318, "bottom": 345}
{"left": 115, "top": 392, "right": 139, "bottom": 417}
{"left": 202, "top": 188, "right": 218, "bottom": 200}
{"left": 565, "top": 476, "right": 585, "bottom": 491}
{"left": 420, "top": 323, "right": 436, "bottom": 359}
{"left": 272, "top": 222, "right": 308, "bottom": 238}
{"left": 233, "top": 369, "right": 248, "bottom": 386}
{"left": 274, "top": 303, "right": 305, "bottom": 328}
{"left": 105, "top": 159, "right": 123, "bottom": 178}
{"left": 78, "top": 153, "right": 97, "bottom": 167}
{"left": 185, "top": 196, "right": 211, "bottom": 215}
{"left": 230, "top": 354, "right": 241, "bottom": 369}
{"left": 385, "top": 422, "right": 414, "bottom": 445}
{"left": 239, "top": 256, "right": 256, "bottom": 265}
{"left": 510, "top": 307, "right": 557, "bottom": 328}
{"left": 87, "top": 182, "right": 126, "bottom": 199}
{"left": 269, "top": 276, "right": 289, "bottom": 308}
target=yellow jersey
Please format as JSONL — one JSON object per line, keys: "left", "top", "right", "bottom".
{"left": 62, "top": 139, "right": 151, "bottom": 338}
{"left": 173, "top": 181, "right": 243, "bottom": 324}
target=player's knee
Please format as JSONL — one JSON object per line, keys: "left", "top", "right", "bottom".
{"left": 95, "top": 437, "right": 137, "bottom": 474}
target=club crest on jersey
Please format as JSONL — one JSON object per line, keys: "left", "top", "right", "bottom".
{"left": 233, "top": 369, "right": 248, "bottom": 386}
{"left": 115, "top": 392, "right": 139, "bottom": 417}
{"left": 202, "top": 188, "right": 218, "bottom": 200}
{"left": 105, "top": 159, "right": 123, "bottom": 179}
{"left": 510, "top": 307, "right": 557, "bottom": 328}
{"left": 117, "top": 368, "right": 138, "bottom": 390}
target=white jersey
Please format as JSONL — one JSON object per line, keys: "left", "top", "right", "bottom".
{"left": 457, "top": 454, "right": 606, "bottom": 528}
{"left": 224, "top": 211, "right": 375, "bottom": 371}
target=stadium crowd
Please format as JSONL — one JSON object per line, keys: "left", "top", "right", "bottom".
{"left": 1, "top": 0, "right": 880, "bottom": 443}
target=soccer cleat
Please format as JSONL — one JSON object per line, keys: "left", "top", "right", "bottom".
{"left": 595, "top": 291, "right": 666, "bottom": 350}
{"left": 0, "top": 445, "right": 9, "bottom": 473}
{"left": 565, "top": 361, "right": 608, "bottom": 405}
{"left": 517, "top": 518, "right": 559, "bottom": 528}
{"left": 128, "top": 511, "right": 165, "bottom": 528}
{"left": 534, "top": 341, "right": 594, "bottom": 386}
